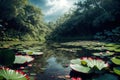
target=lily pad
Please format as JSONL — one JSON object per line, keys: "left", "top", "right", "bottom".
{"left": 0, "top": 67, "right": 29, "bottom": 80}
{"left": 87, "top": 59, "right": 108, "bottom": 70}
{"left": 106, "top": 47, "right": 116, "bottom": 51}
{"left": 29, "top": 52, "right": 43, "bottom": 56}
{"left": 105, "top": 44, "right": 115, "bottom": 47}
{"left": 22, "top": 50, "right": 43, "bottom": 55}
{"left": 70, "top": 64, "right": 90, "bottom": 73}
{"left": 111, "top": 56, "right": 120, "bottom": 65}
{"left": 93, "top": 51, "right": 114, "bottom": 57}
{"left": 70, "top": 58, "right": 109, "bottom": 73}
{"left": 113, "top": 67, "right": 120, "bottom": 75}
{"left": 70, "top": 58, "right": 81, "bottom": 64}
{"left": 114, "top": 49, "right": 120, "bottom": 52}
{"left": 14, "top": 55, "right": 34, "bottom": 64}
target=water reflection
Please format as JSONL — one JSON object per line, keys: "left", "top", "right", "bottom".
{"left": 34, "top": 56, "right": 70, "bottom": 80}
{"left": 1, "top": 41, "right": 120, "bottom": 80}
{"left": 27, "top": 44, "right": 76, "bottom": 80}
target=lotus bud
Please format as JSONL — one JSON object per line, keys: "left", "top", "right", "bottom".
{"left": 106, "top": 51, "right": 110, "bottom": 53}
{"left": 99, "top": 52, "right": 103, "bottom": 55}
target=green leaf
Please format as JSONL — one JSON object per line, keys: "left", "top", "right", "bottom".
{"left": 70, "top": 58, "right": 81, "bottom": 64}
{"left": 70, "top": 58, "right": 108, "bottom": 73}
{"left": 113, "top": 67, "right": 120, "bottom": 75}
{"left": 87, "top": 59, "right": 108, "bottom": 70}
{"left": 111, "top": 56, "right": 120, "bottom": 65}
{"left": 114, "top": 49, "right": 120, "bottom": 52}
{"left": 0, "top": 68, "right": 28, "bottom": 80}
{"left": 14, "top": 55, "right": 34, "bottom": 64}
{"left": 23, "top": 50, "right": 43, "bottom": 55}
{"left": 70, "top": 64, "right": 90, "bottom": 73}
{"left": 93, "top": 52, "right": 114, "bottom": 57}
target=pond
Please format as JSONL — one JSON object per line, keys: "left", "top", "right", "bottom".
{"left": 30, "top": 56, "right": 71, "bottom": 80}
{"left": 26, "top": 42, "right": 78, "bottom": 80}
{"left": 0, "top": 41, "right": 120, "bottom": 80}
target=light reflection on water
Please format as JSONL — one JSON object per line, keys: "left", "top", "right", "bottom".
{"left": 35, "top": 56, "right": 71, "bottom": 80}
{"left": 28, "top": 44, "right": 75, "bottom": 80}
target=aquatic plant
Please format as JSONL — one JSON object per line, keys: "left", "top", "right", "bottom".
{"left": 70, "top": 57, "right": 109, "bottom": 73}
{"left": 0, "top": 67, "right": 29, "bottom": 80}
{"left": 93, "top": 51, "right": 114, "bottom": 57}
{"left": 113, "top": 67, "right": 120, "bottom": 75}
{"left": 111, "top": 56, "right": 120, "bottom": 65}
{"left": 20, "top": 50, "right": 43, "bottom": 56}
{"left": 111, "top": 56, "right": 120, "bottom": 75}
{"left": 14, "top": 55, "right": 34, "bottom": 64}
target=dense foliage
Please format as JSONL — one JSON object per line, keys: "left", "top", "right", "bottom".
{"left": 0, "top": 0, "right": 120, "bottom": 42}
{"left": 48, "top": 0, "right": 120, "bottom": 42}
{"left": 0, "top": 0, "right": 48, "bottom": 41}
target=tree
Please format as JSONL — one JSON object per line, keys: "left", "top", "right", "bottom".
{"left": 0, "top": 0, "right": 49, "bottom": 41}
{"left": 48, "top": 0, "right": 120, "bottom": 42}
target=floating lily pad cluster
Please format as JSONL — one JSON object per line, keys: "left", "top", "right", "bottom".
{"left": 111, "top": 56, "right": 120, "bottom": 75}
{"left": 19, "top": 50, "right": 43, "bottom": 56}
{"left": 0, "top": 49, "right": 33, "bottom": 80}
{"left": 105, "top": 44, "right": 120, "bottom": 53}
{"left": 93, "top": 51, "right": 114, "bottom": 57}
{"left": 70, "top": 57, "right": 109, "bottom": 73}
{"left": 0, "top": 67, "right": 29, "bottom": 80}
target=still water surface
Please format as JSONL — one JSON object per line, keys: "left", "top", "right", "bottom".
{"left": 26, "top": 43, "right": 78, "bottom": 80}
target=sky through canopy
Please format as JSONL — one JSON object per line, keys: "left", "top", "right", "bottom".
{"left": 29, "top": 0, "right": 80, "bottom": 22}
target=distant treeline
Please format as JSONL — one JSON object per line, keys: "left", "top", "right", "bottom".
{"left": 47, "top": 0, "right": 120, "bottom": 42}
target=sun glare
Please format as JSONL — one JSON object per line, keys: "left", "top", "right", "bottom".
{"left": 45, "top": 0, "right": 73, "bottom": 15}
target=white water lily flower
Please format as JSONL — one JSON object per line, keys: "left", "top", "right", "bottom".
{"left": 70, "top": 57, "right": 109, "bottom": 73}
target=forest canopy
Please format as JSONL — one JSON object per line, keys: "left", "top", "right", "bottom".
{"left": 47, "top": 0, "right": 120, "bottom": 42}
{"left": 0, "top": 0, "right": 120, "bottom": 42}
{"left": 0, "top": 0, "right": 48, "bottom": 41}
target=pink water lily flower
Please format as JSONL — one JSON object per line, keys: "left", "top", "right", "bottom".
{"left": 28, "top": 64, "right": 33, "bottom": 67}
{"left": 81, "top": 57, "right": 87, "bottom": 60}
{"left": 71, "top": 77, "right": 82, "bottom": 80}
